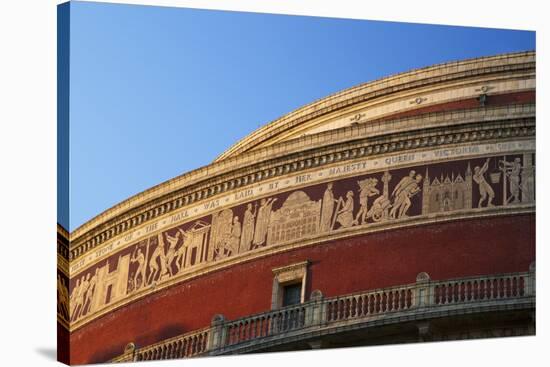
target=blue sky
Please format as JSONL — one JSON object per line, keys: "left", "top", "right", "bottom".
{"left": 62, "top": 1, "right": 535, "bottom": 231}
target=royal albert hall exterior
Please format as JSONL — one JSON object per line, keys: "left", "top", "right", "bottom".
{"left": 57, "top": 51, "right": 536, "bottom": 365}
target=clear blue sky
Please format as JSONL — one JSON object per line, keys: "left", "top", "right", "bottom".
{"left": 63, "top": 1, "right": 535, "bottom": 231}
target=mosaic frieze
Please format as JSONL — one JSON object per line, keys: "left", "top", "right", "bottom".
{"left": 65, "top": 150, "right": 535, "bottom": 327}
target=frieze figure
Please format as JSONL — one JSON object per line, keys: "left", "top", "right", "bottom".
{"left": 69, "top": 278, "right": 80, "bottom": 321}
{"left": 239, "top": 203, "right": 257, "bottom": 253}
{"left": 57, "top": 275, "right": 70, "bottom": 321}
{"left": 147, "top": 235, "right": 168, "bottom": 284}
{"left": 252, "top": 198, "right": 277, "bottom": 248}
{"left": 354, "top": 178, "right": 380, "bottom": 225}
{"left": 230, "top": 217, "right": 241, "bottom": 254}
{"left": 163, "top": 231, "right": 180, "bottom": 277}
{"left": 130, "top": 246, "right": 148, "bottom": 291}
{"left": 320, "top": 183, "right": 338, "bottom": 232}
{"left": 82, "top": 268, "right": 99, "bottom": 317}
{"left": 72, "top": 273, "right": 90, "bottom": 321}
{"left": 210, "top": 209, "right": 235, "bottom": 260}
{"left": 473, "top": 158, "right": 495, "bottom": 208}
{"left": 390, "top": 173, "right": 422, "bottom": 219}
{"left": 500, "top": 157, "right": 522, "bottom": 204}
{"left": 334, "top": 191, "right": 355, "bottom": 229}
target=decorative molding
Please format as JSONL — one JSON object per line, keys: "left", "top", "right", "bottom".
{"left": 475, "top": 85, "right": 496, "bottom": 93}
{"left": 410, "top": 96, "right": 427, "bottom": 105}
{"left": 271, "top": 261, "right": 309, "bottom": 309}
{"left": 67, "top": 110, "right": 535, "bottom": 260}
{"left": 68, "top": 202, "right": 534, "bottom": 331}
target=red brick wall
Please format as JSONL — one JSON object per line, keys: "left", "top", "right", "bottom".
{"left": 71, "top": 214, "right": 534, "bottom": 364}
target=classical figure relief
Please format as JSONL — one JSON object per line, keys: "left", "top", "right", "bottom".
{"left": 365, "top": 171, "right": 393, "bottom": 223}
{"left": 239, "top": 203, "right": 257, "bottom": 253}
{"left": 500, "top": 157, "right": 522, "bottom": 204}
{"left": 252, "top": 197, "right": 277, "bottom": 248}
{"left": 354, "top": 178, "right": 380, "bottom": 225}
{"left": 211, "top": 209, "right": 238, "bottom": 260}
{"left": 57, "top": 275, "right": 70, "bottom": 321}
{"left": 70, "top": 254, "right": 130, "bottom": 322}
{"left": 230, "top": 217, "right": 241, "bottom": 254}
{"left": 267, "top": 191, "right": 321, "bottom": 246}
{"left": 423, "top": 166, "right": 472, "bottom": 214}
{"left": 147, "top": 234, "right": 168, "bottom": 284}
{"left": 390, "top": 171, "right": 422, "bottom": 219}
{"left": 333, "top": 191, "right": 355, "bottom": 229}
{"left": 129, "top": 244, "right": 149, "bottom": 291}
{"left": 320, "top": 183, "right": 338, "bottom": 232}
{"left": 81, "top": 268, "right": 99, "bottom": 317}
{"left": 473, "top": 158, "right": 495, "bottom": 208}
{"left": 71, "top": 274, "right": 89, "bottom": 321}
{"left": 163, "top": 232, "right": 179, "bottom": 277}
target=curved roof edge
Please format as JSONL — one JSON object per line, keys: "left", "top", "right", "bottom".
{"left": 213, "top": 50, "right": 535, "bottom": 162}
{"left": 70, "top": 50, "right": 535, "bottom": 241}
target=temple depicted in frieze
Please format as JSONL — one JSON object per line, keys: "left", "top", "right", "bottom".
{"left": 422, "top": 165, "right": 473, "bottom": 214}
{"left": 58, "top": 51, "right": 536, "bottom": 365}
{"left": 268, "top": 191, "right": 321, "bottom": 246}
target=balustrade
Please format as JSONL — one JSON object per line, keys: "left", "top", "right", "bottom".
{"left": 112, "top": 270, "right": 534, "bottom": 362}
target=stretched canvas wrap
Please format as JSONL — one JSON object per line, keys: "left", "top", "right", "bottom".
{"left": 57, "top": 1, "right": 536, "bottom": 365}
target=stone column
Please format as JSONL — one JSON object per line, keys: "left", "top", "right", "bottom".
{"left": 413, "top": 272, "right": 433, "bottom": 307}
{"left": 308, "top": 290, "right": 326, "bottom": 326}
{"left": 207, "top": 314, "right": 227, "bottom": 352}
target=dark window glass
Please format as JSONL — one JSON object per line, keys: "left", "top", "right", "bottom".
{"left": 282, "top": 283, "right": 302, "bottom": 307}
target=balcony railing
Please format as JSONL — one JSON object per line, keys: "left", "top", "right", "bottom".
{"left": 112, "top": 267, "right": 535, "bottom": 362}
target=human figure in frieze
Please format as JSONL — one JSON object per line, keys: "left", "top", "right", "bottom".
{"left": 354, "top": 178, "right": 380, "bottom": 225}
{"left": 474, "top": 158, "right": 495, "bottom": 208}
{"left": 320, "top": 183, "right": 338, "bottom": 232}
{"left": 252, "top": 197, "right": 277, "bottom": 248}
{"left": 211, "top": 209, "right": 234, "bottom": 260}
{"left": 73, "top": 273, "right": 91, "bottom": 320}
{"left": 334, "top": 191, "right": 355, "bottom": 228}
{"left": 163, "top": 231, "right": 182, "bottom": 276}
{"left": 390, "top": 174, "right": 422, "bottom": 219}
{"left": 57, "top": 275, "right": 69, "bottom": 320}
{"left": 230, "top": 216, "right": 241, "bottom": 255}
{"left": 69, "top": 278, "right": 81, "bottom": 320}
{"left": 147, "top": 236, "right": 167, "bottom": 284}
{"left": 130, "top": 247, "right": 147, "bottom": 290}
{"left": 392, "top": 170, "right": 415, "bottom": 199}
{"left": 82, "top": 268, "right": 99, "bottom": 316}
{"left": 239, "top": 203, "right": 257, "bottom": 253}
{"left": 500, "top": 157, "right": 522, "bottom": 204}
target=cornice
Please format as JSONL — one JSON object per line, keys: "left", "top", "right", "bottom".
{"left": 215, "top": 50, "right": 535, "bottom": 160}
{"left": 68, "top": 105, "right": 535, "bottom": 260}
